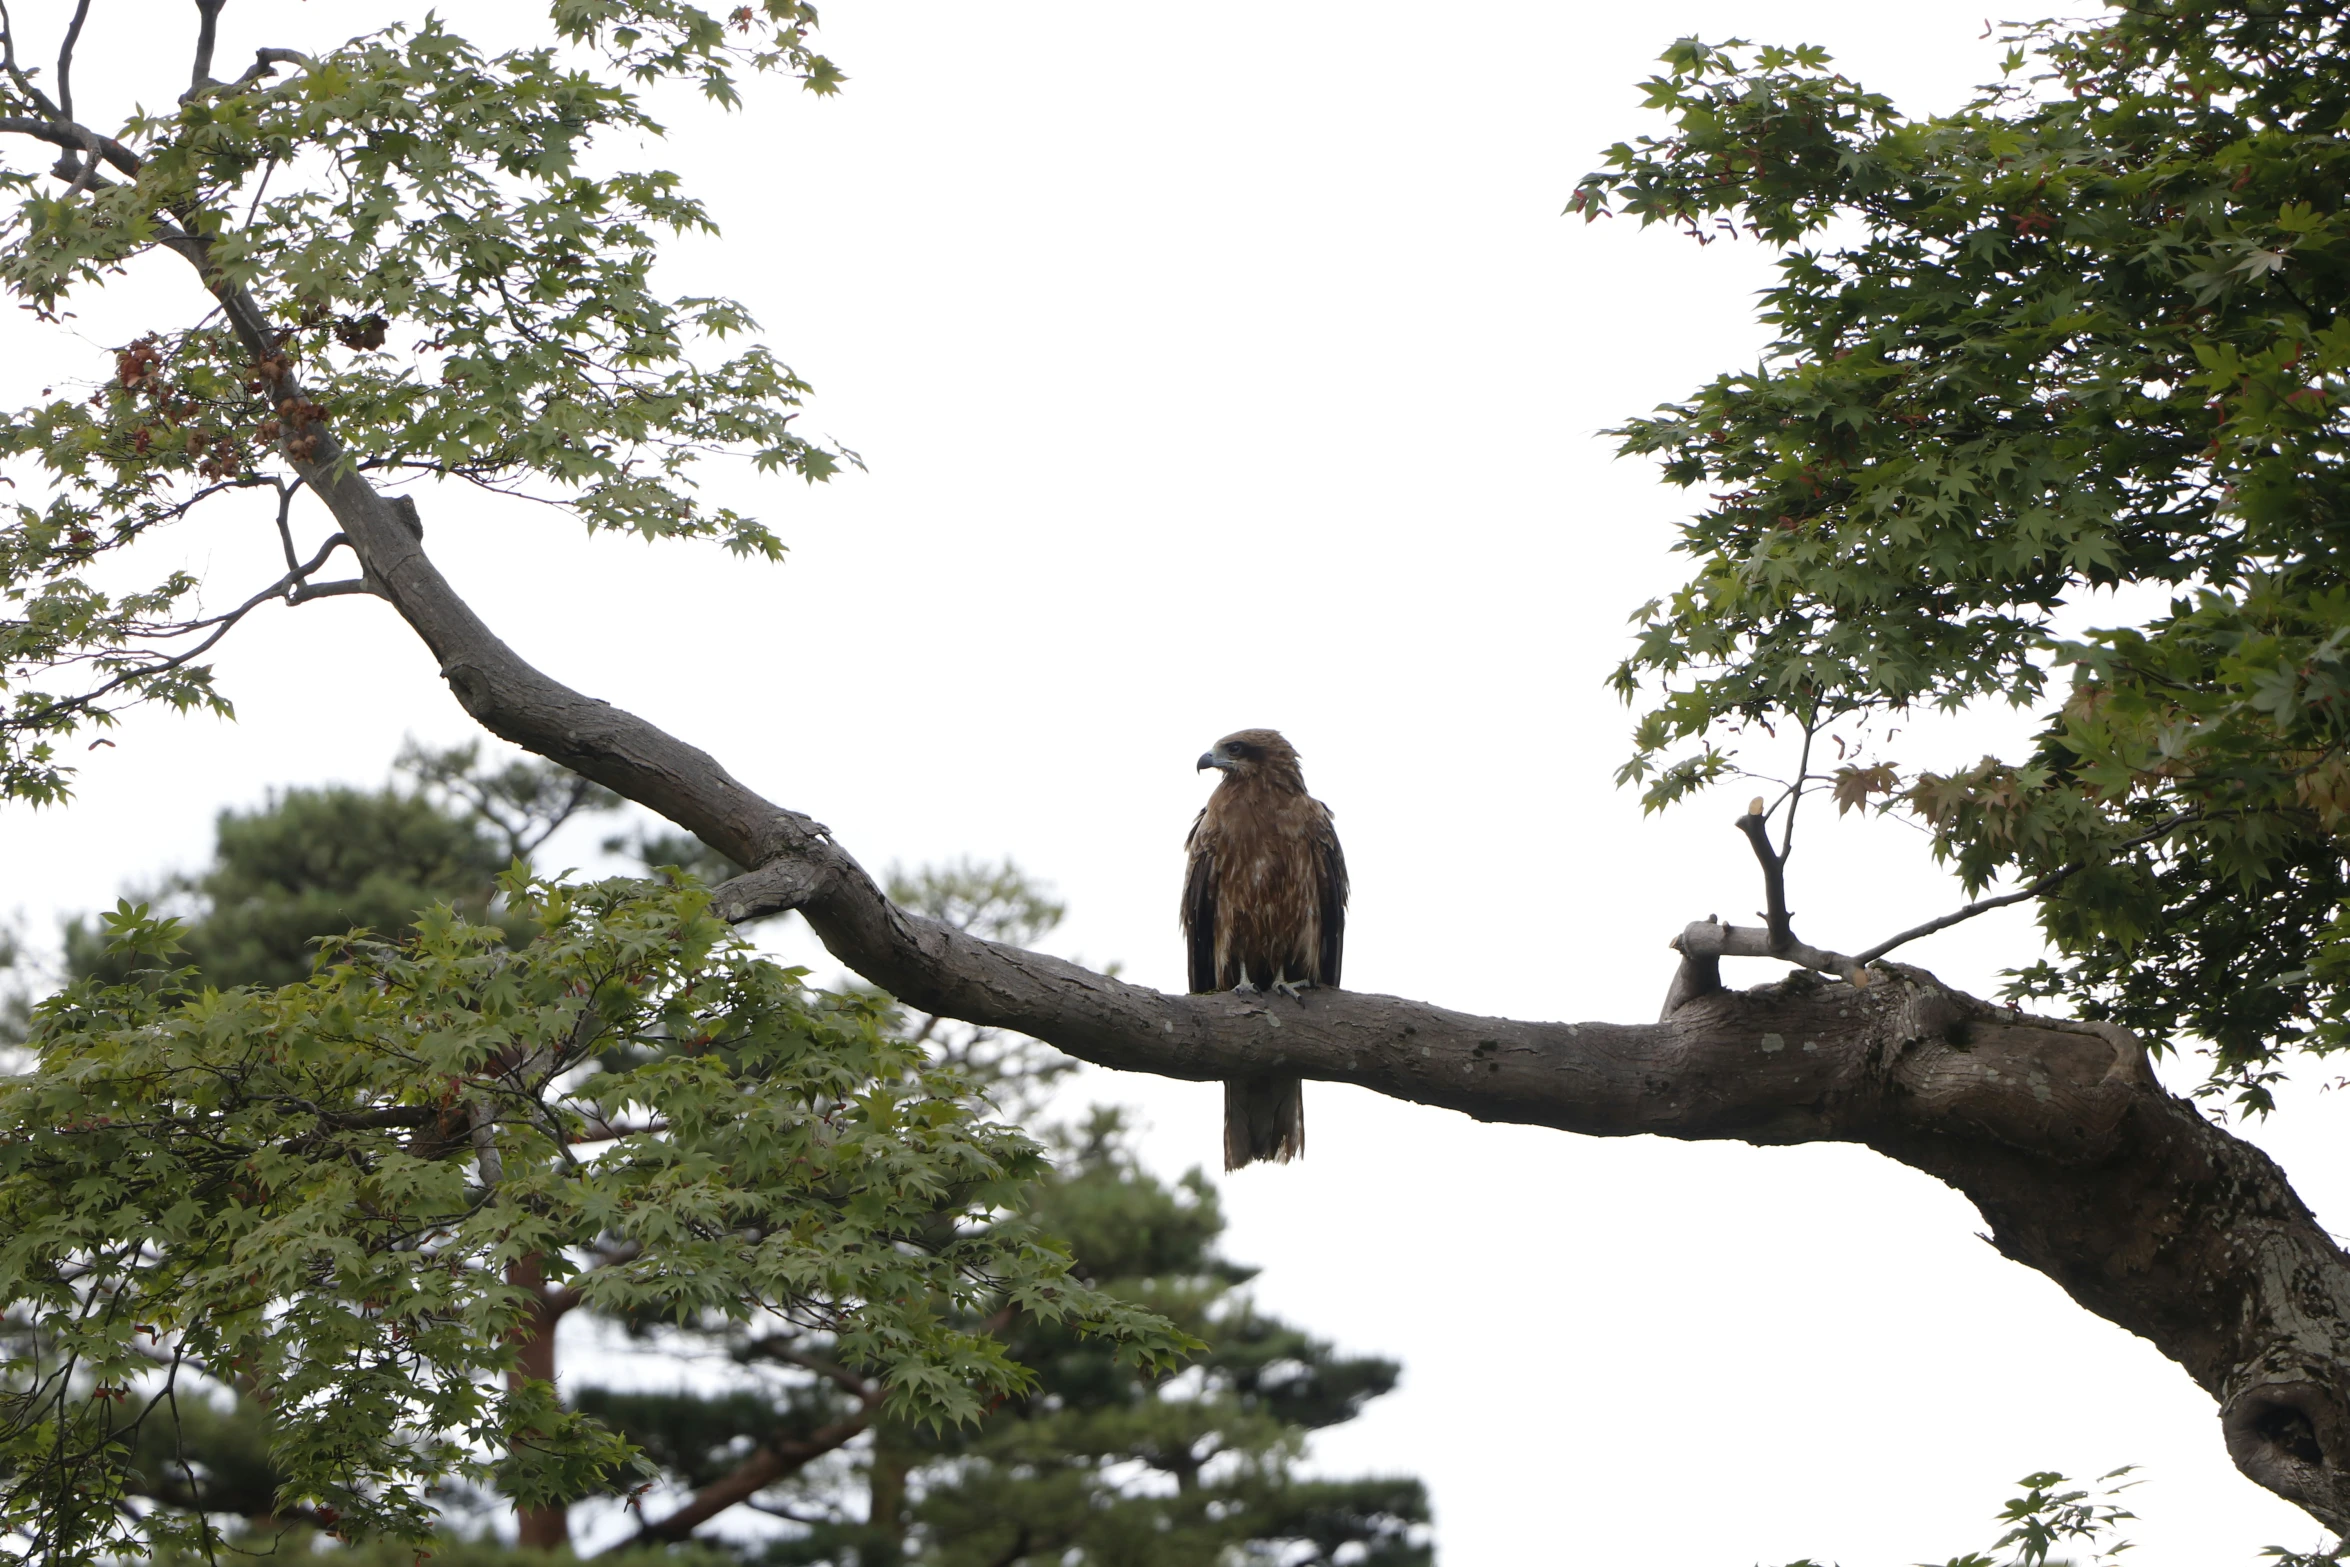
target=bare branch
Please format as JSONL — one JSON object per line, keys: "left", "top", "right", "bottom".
{"left": 30, "top": 530, "right": 352, "bottom": 735}
{"left": 269, "top": 478, "right": 300, "bottom": 569}
{"left": 190, "top": 44, "right": 310, "bottom": 105}
{"left": 1670, "top": 915, "right": 1861, "bottom": 984}
{"left": 1735, "top": 802, "right": 1793, "bottom": 950}
{"left": 1853, "top": 809, "right": 2202, "bottom": 966}
{"left": 0, "top": 115, "right": 78, "bottom": 153}
{"left": 0, "top": 0, "right": 64, "bottom": 118}
{"left": 0, "top": 111, "right": 138, "bottom": 176}
{"left": 187, "top": 0, "right": 223, "bottom": 98}
{"left": 53, "top": 0, "right": 87, "bottom": 122}
{"left": 1779, "top": 705, "right": 1818, "bottom": 862}
{"left": 285, "top": 578, "right": 374, "bottom": 604}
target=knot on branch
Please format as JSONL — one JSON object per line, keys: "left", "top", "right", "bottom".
{"left": 711, "top": 858, "right": 830, "bottom": 923}
{"left": 2225, "top": 1379, "right": 2350, "bottom": 1535}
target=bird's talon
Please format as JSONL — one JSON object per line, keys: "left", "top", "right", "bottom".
{"left": 1272, "top": 978, "right": 1305, "bottom": 1000}
{"left": 1231, "top": 979, "right": 1260, "bottom": 997}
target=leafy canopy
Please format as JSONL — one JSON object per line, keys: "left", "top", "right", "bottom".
{"left": 1576, "top": 1, "right": 2350, "bottom": 1105}
{"left": 0, "top": 2, "right": 850, "bottom": 804}
{"left": 0, "top": 874, "right": 1184, "bottom": 1563}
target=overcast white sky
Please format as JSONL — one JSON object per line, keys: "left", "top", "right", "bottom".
{"left": 2, "top": 1, "right": 2341, "bottom": 1561}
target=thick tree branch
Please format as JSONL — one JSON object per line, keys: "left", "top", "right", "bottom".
{"left": 139, "top": 243, "right": 2350, "bottom": 1541}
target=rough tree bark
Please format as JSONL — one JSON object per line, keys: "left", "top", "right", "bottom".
{"left": 505, "top": 1255, "right": 575, "bottom": 1551}
{"left": 138, "top": 196, "right": 2350, "bottom": 1542}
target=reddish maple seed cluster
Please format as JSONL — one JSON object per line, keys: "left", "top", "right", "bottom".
{"left": 103, "top": 333, "right": 261, "bottom": 478}
{"left": 114, "top": 336, "right": 162, "bottom": 391}
{"left": 331, "top": 312, "right": 387, "bottom": 350}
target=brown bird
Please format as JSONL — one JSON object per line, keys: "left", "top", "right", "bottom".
{"left": 1182, "top": 728, "right": 1347, "bottom": 1169}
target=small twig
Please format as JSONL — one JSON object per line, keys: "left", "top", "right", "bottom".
{"left": 567, "top": 1111, "right": 667, "bottom": 1143}
{"left": 744, "top": 1500, "right": 841, "bottom": 1526}
{"left": 50, "top": 129, "right": 100, "bottom": 201}
{"left": 1853, "top": 809, "right": 2202, "bottom": 966}
{"left": 38, "top": 532, "right": 351, "bottom": 726}
{"left": 239, "top": 151, "right": 276, "bottom": 229}
{"left": 1781, "top": 704, "right": 1819, "bottom": 862}
{"left": 271, "top": 478, "right": 299, "bottom": 569}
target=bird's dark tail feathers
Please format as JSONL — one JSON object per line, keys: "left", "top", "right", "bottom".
{"left": 1224, "top": 1073, "right": 1304, "bottom": 1170}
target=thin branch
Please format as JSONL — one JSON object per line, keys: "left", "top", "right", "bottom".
{"left": 187, "top": 0, "right": 223, "bottom": 98}
{"left": 271, "top": 478, "right": 299, "bottom": 570}
{"left": 53, "top": 0, "right": 88, "bottom": 123}
{"left": 1853, "top": 809, "right": 2202, "bottom": 966}
{"left": 1735, "top": 802, "right": 1793, "bottom": 950}
{"left": 37, "top": 533, "right": 351, "bottom": 726}
{"left": 0, "top": 0, "right": 64, "bottom": 118}
{"left": 567, "top": 1111, "right": 666, "bottom": 1143}
{"left": 239, "top": 150, "right": 276, "bottom": 229}
{"left": 48, "top": 129, "right": 99, "bottom": 201}
{"left": 197, "top": 46, "right": 310, "bottom": 105}
{"left": 744, "top": 1500, "right": 844, "bottom": 1526}
{"left": 1780, "top": 703, "right": 1819, "bottom": 862}
{"left": 163, "top": 530, "right": 346, "bottom": 629}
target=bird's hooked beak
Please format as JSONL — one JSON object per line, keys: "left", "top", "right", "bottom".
{"left": 1198, "top": 748, "right": 1234, "bottom": 773}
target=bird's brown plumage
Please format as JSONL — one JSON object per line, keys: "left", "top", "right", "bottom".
{"left": 1181, "top": 728, "right": 1347, "bottom": 1169}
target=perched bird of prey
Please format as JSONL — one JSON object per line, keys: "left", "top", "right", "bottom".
{"left": 1182, "top": 728, "right": 1348, "bottom": 1169}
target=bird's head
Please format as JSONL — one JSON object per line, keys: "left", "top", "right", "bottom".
{"left": 1197, "top": 728, "right": 1305, "bottom": 790}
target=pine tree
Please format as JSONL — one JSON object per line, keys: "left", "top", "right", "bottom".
{"left": 62, "top": 740, "right": 621, "bottom": 990}
{"left": 583, "top": 1106, "right": 1430, "bottom": 1566}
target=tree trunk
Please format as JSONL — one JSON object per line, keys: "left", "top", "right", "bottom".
{"left": 506, "top": 1254, "right": 570, "bottom": 1551}
{"left": 864, "top": 1424, "right": 910, "bottom": 1567}
{"left": 169, "top": 268, "right": 2350, "bottom": 1537}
